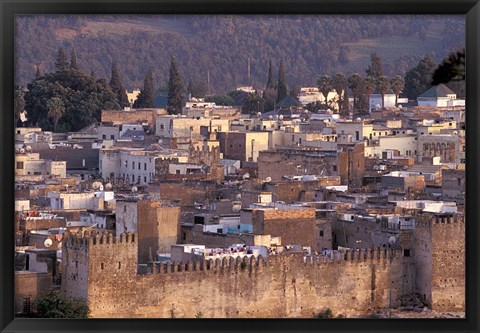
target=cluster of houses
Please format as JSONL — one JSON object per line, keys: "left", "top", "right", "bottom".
{"left": 14, "top": 83, "right": 465, "bottom": 315}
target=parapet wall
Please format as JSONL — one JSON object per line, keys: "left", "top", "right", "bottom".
{"left": 64, "top": 232, "right": 408, "bottom": 318}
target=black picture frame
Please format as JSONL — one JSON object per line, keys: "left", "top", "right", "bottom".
{"left": 1, "top": 1, "right": 479, "bottom": 332}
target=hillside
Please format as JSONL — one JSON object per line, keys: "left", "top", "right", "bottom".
{"left": 15, "top": 15, "right": 464, "bottom": 94}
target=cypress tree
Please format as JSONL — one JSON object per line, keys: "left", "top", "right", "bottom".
{"left": 266, "top": 58, "right": 274, "bottom": 89}
{"left": 55, "top": 48, "right": 69, "bottom": 72}
{"left": 167, "top": 56, "right": 184, "bottom": 115}
{"left": 133, "top": 70, "right": 155, "bottom": 108}
{"left": 276, "top": 58, "right": 288, "bottom": 102}
{"left": 70, "top": 47, "right": 78, "bottom": 71}
{"left": 35, "top": 65, "right": 41, "bottom": 78}
{"left": 109, "top": 61, "right": 129, "bottom": 108}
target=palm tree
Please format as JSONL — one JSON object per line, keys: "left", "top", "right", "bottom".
{"left": 46, "top": 97, "right": 65, "bottom": 132}
{"left": 376, "top": 76, "right": 391, "bottom": 109}
{"left": 364, "top": 76, "right": 377, "bottom": 112}
{"left": 347, "top": 73, "right": 364, "bottom": 112}
{"left": 317, "top": 75, "right": 331, "bottom": 109}
{"left": 331, "top": 73, "right": 347, "bottom": 114}
{"left": 390, "top": 76, "right": 405, "bottom": 105}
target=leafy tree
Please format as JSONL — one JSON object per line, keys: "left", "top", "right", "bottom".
{"left": 315, "top": 308, "right": 334, "bottom": 319}
{"left": 276, "top": 58, "right": 288, "bottom": 102}
{"left": 25, "top": 68, "right": 119, "bottom": 132}
{"left": 109, "top": 61, "right": 129, "bottom": 108}
{"left": 376, "top": 75, "right": 391, "bottom": 109}
{"left": 265, "top": 58, "right": 275, "bottom": 89}
{"left": 242, "top": 93, "right": 265, "bottom": 114}
{"left": 431, "top": 49, "right": 465, "bottom": 85}
{"left": 404, "top": 56, "right": 437, "bottom": 99}
{"left": 35, "top": 292, "right": 89, "bottom": 318}
{"left": 14, "top": 85, "right": 26, "bottom": 126}
{"left": 133, "top": 70, "right": 155, "bottom": 109}
{"left": 54, "top": 48, "right": 69, "bottom": 72}
{"left": 205, "top": 94, "right": 235, "bottom": 106}
{"left": 366, "top": 53, "right": 384, "bottom": 78}
{"left": 46, "top": 97, "right": 65, "bottom": 132}
{"left": 317, "top": 75, "right": 331, "bottom": 109}
{"left": 167, "top": 56, "right": 184, "bottom": 114}
{"left": 70, "top": 47, "right": 78, "bottom": 71}
{"left": 390, "top": 75, "right": 405, "bottom": 105}
{"left": 363, "top": 76, "right": 377, "bottom": 112}
{"left": 331, "top": 73, "right": 347, "bottom": 114}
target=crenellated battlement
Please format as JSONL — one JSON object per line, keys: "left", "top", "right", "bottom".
{"left": 144, "top": 248, "right": 400, "bottom": 276}
{"left": 63, "top": 230, "right": 136, "bottom": 249}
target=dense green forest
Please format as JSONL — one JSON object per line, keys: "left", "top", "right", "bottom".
{"left": 15, "top": 15, "right": 464, "bottom": 94}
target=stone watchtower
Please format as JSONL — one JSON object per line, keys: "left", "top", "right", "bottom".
{"left": 61, "top": 231, "right": 137, "bottom": 310}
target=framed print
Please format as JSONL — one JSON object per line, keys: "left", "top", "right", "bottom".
{"left": 1, "top": 0, "right": 479, "bottom": 332}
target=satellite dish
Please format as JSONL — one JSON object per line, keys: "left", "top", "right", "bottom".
{"left": 268, "top": 115, "right": 273, "bottom": 120}
{"left": 232, "top": 205, "right": 242, "bottom": 213}
{"left": 242, "top": 173, "right": 250, "bottom": 180}
{"left": 25, "top": 145, "right": 32, "bottom": 152}
{"left": 356, "top": 117, "right": 361, "bottom": 122}
{"left": 19, "top": 148, "right": 25, "bottom": 153}
{"left": 105, "top": 183, "right": 112, "bottom": 190}
{"left": 388, "top": 236, "right": 396, "bottom": 245}
{"left": 15, "top": 148, "right": 20, "bottom": 153}
{"left": 236, "top": 193, "right": 242, "bottom": 200}
{"left": 92, "top": 181, "right": 102, "bottom": 190}
{"left": 98, "top": 184, "right": 104, "bottom": 191}
{"left": 257, "top": 112, "right": 262, "bottom": 117}
{"left": 279, "top": 115, "right": 284, "bottom": 120}
{"left": 131, "top": 186, "right": 138, "bottom": 193}
{"left": 57, "top": 242, "right": 62, "bottom": 250}
{"left": 265, "top": 177, "right": 272, "bottom": 183}
{"left": 44, "top": 238, "right": 53, "bottom": 248}
{"left": 398, "top": 105, "right": 403, "bottom": 109}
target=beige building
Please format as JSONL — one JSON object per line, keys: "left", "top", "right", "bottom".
{"left": 364, "top": 135, "right": 418, "bottom": 158}
{"left": 156, "top": 115, "right": 230, "bottom": 138}
{"left": 15, "top": 152, "right": 66, "bottom": 178}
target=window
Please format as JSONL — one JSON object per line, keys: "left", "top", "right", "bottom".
{"left": 17, "top": 130, "right": 21, "bottom": 134}
{"left": 176, "top": 170, "right": 180, "bottom": 175}
{"left": 458, "top": 178, "right": 462, "bottom": 186}
{"left": 101, "top": 263, "right": 104, "bottom": 270}
{"left": 118, "top": 262, "right": 121, "bottom": 269}
{"left": 102, "top": 134, "right": 106, "bottom": 139}
{"left": 403, "top": 249, "right": 411, "bottom": 257}
{"left": 124, "top": 160, "right": 127, "bottom": 167}
{"left": 124, "top": 205, "right": 127, "bottom": 212}
{"left": 319, "top": 230, "right": 324, "bottom": 237}
{"left": 160, "top": 124, "right": 164, "bottom": 129}
{"left": 132, "top": 161, "right": 135, "bottom": 169}
{"left": 16, "top": 161, "right": 24, "bottom": 169}
{"left": 144, "top": 176, "right": 147, "bottom": 183}
{"left": 75, "top": 261, "right": 78, "bottom": 268}
{"left": 23, "top": 298, "right": 31, "bottom": 314}
{"left": 144, "top": 163, "right": 147, "bottom": 171}
{"left": 110, "top": 135, "right": 114, "bottom": 140}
